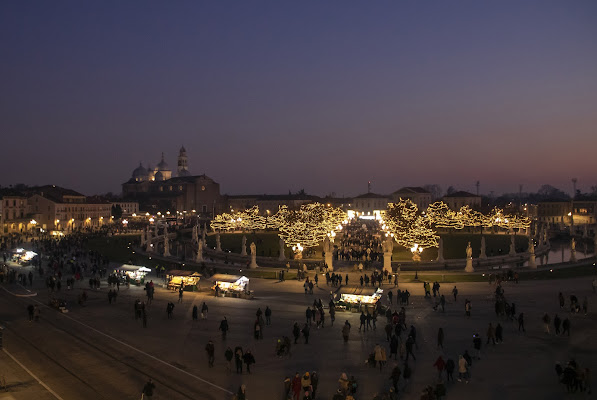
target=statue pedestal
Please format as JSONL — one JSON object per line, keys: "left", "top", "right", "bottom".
{"left": 528, "top": 254, "right": 537, "bottom": 269}
{"left": 196, "top": 251, "right": 203, "bottom": 263}
{"left": 249, "top": 255, "right": 258, "bottom": 269}
{"left": 383, "top": 252, "right": 392, "bottom": 273}
{"left": 241, "top": 247, "right": 247, "bottom": 256}
{"left": 164, "top": 249, "right": 171, "bottom": 257}
{"left": 325, "top": 254, "right": 334, "bottom": 271}
{"left": 570, "top": 250, "right": 576, "bottom": 263}
{"left": 464, "top": 257, "right": 474, "bottom": 272}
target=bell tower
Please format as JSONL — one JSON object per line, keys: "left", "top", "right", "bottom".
{"left": 177, "top": 146, "right": 188, "bottom": 174}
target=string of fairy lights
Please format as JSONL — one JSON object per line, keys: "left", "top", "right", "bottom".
{"left": 211, "top": 200, "right": 531, "bottom": 256}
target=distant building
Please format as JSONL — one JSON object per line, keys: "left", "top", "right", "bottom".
{"left": 442, "top": 191, "right": 482, "bottom": 210}
{"left": 27, "top": 186, "right": 111, "bottom": 231}
{"left": 122, "top": 147, "right": 225, "bottom": 217}
{"left": 109, "top": 201, "right": 140, "bottom": 218}
{"left": 391, "top": 187, "right": 432, "bottom": 210}
{"left": 350, "top": 193, "right": 389, "bottom": 219}
{"left": 1, "top": 190, "right": 29, "bottom": 234}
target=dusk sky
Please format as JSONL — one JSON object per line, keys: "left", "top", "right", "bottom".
{"left": 1, "top": 1, "right": 596, "bottom": 197}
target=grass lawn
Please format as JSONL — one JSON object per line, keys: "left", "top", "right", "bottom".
{"left": 393, "top": 233, "right": 529, "bottom": 261}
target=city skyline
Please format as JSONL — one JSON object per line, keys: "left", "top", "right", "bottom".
{"left": 1, "top": 1, "right": 596, "bottom": 196}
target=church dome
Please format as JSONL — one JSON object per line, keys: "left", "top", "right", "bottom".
{"left": 132, "top": 163, "right": 148, "bottom": 181}
{"left": 155, "top": 171, "right": 165, "bottom": 181}
{"left": 178, "top": 168, "right": 191, "bottom": 177}
{"left": 157, "top": 152, "right": 170, "bottom": 171}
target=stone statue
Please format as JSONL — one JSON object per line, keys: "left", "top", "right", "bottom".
{"left": 509, "top": 234, "right": 516, "bottom": 256}
{"left": 383, "top": 236, "right": 394, "bottom": 273}
{"left": 382, "top": 236, "right": 394, "bottom": 254}
{"left": 163, "top": 235, "right": 171, "bottom": 257}
{"left": 196, "top": 240, "right": 203, "bottom": 262}
{"left": 436, "top": 237, "right": 445, "bottom": 263}
{"left": 323, "top": 236, "right": 334, "bottom": 271}
{"left": 464, "top": 242, "right": 474, "bottom": 272}
{"left": 528, "top": 236, "right": 536, "bottom": 269}
{"left": 241, "top": 235, "right": 247, "bottom": 256}
{"left": 216, "top": 233, "right": 222, "bottom": 252}
{"left": 249, "top": 242, "right": 258, "bottom": 268}
{"left": 201, "top": 225, "right": 207, "bottom": 246}
{"left": 571, "top": 237, "right": 576, "bottom": 251}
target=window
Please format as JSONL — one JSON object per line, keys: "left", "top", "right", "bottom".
{"left": 179, "top": 185, "right": 183, "bottom": 191}
{"left": 201, "top": 186, "right": 206, "bottom": 191}
{"left": 159, "top": 186, "right": 163, "bottom": 192}
{"left": 202, "top": 205, "right": 207, "bottom": 213}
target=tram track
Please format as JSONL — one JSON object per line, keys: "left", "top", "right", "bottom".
{"left": 0, "top": 289, "right": 221, "bottom": 400}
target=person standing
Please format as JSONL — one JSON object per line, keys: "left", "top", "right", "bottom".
{"left": 205, "top": 340, "right": 215, "bottom": 367}
{"left": 265, "top": 306, "right": 272, "bottom": 325}
{"left": 224, "top": 347, "right": 233, "bottom": 371}
{"left": 554, "top": 314, "right": 562, "bottom": 335}
{"left": 559, "top": 292, "right": 565, "bottom": 309}
{"left": 465, "top": 299, "right": 471, "bottom": 317}
{"left": 437, "top": 327, "right": 444, "bottom": 349}
{"left": 142, "top": 378, "right": 155, "bottom": 399}
{"left": 192, "top": 305, "right": 198, "bottom": 321}
{"left": 486, "top": 323, "right": 496, "bottom": 345}
{"left": 518, "top": 313, "right": 525, "bottom": 332}
{"left": 542, "top": 313, "right": 551, "bottom": 334}
{"left": 178, "top": 286, "right": 183, "bottom": 303}
{"left": 405, "top": 336, "right": 416, "bottom": 361}
{"left": 27, "top": 304, "right": 34, "bottom": 322}
{"left": 243, "top": 350, "right": 255, "bottom": 373}
{"left": 234, "top": 346, "right": 243, "bottom": 374}
{"left": 473, "top": 334, "right": 482, "bottom": 359}
{"left": 390, "top": 365, "right": 401, "bottom": 393}
{"left": 495, "top": 323, "right": 503, "bottom": 343}
{"left": 452, "top": 286, "right": 458, "bottom": 302}
{"left": 236, "top": 385, "right": 246, "bottom": 400}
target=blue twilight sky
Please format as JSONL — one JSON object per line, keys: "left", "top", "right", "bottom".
{"left": 1, "top": 1, "right": 596, "bottom": 197}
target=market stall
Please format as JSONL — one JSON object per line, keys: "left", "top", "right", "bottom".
{"left": 211, "top": 274, "right": 252, "bottom": 299}
{"left": 166, "top": 270, "right": 202, "bottom": 291}
{"left": 338, "top": 288, "right": 383, "bottom": 312}
{"left": 114, "top": 264, "right": 151, "bottom": 285}
{"left": 11, "top": 248, "right": 38, "bottom": 266}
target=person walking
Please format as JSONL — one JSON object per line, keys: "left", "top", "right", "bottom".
{"left": 542, "top": 313, "right": 551, "bottom": 334}
{"left": 243, "top": 350, "right": 255, "bottom": 373}
{"left": 486, "top": 323, "right": 496, "bottom": 345}
{"left": 433, "top": 355, "right": 446, "bottom": 379}
{"left": 458, "top": 355, "right": 468, "bottom": 383}
{"left": 445, "top": 358, "right": 455, "bottom": 382}
{"left": 437, "top": 327, "right": 444, "bottom": 349}
{"left": 473, "top": 333, "right": 482, "bottom": 359}
{"left": 265, "top": 306, "right": 272, "bottom": 325}
{"left": 562, "top": 318, "right": 571, "bottom": 336}
{"left": 465, "top": 299, "right": 471, "bottom": 317}
{"left": 219, "top": 317, "right": 229, "bottom": 339}
{"left": 518, "top": 312, "right": 525, "bottom": 332}
{"left": 359, "top": 311, "right": 366, "bottom": 332}
{"left": 293, "top": 322, "right": 301, "bottom": 344}
{"left": 452, "top": 286, "right": 458, "bottom": 301}
{"left": 390, "top": 365, "right": 401, "bottom": 393}
{"left": 559, "top": 292, "right": 565, "bottom": 309}
{"left": 192, "top": 305, "right": 198, "bottom": 321}
{"left": 302, "top": 323, "right": 310, "bottom": 344}
{"left": 236, "top": 385, "right": 247, "bottom": 400}
{"left": 291, "top": 372, "right": 302, "bottom": 400}
{"left": 342, "top": 320, "right": 351, "bottom": 343}
{"left": 178, "top": 286, "right": 184, "bottom": 303}
{"left": 205, "top": 340, "right": 215, "bottom": 367}
{"left": 405, "top": 335, "right": 416, "bottom": 361}
{"left": 201, "top": 302, "right": 208, "bottom": 319}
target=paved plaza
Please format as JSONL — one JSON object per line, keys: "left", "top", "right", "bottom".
{"left": 1, "top": 261, "right": 596, "bottom": 400}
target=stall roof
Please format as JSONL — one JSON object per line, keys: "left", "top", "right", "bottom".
{"left": 167, "top": 270, "right": 202, "bottom": 277}
{"left": 338, "top": 287, "right": 382, "bottom": 296}
{"left": 211, "top": 274, "right": 246, "bottom": 283}
{"left": 120, "top": 264, "right": 151, "bottom": 272}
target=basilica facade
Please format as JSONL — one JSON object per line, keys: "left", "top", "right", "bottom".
{"left": 122, "top": 147, "right": 225, "bottom": 216}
